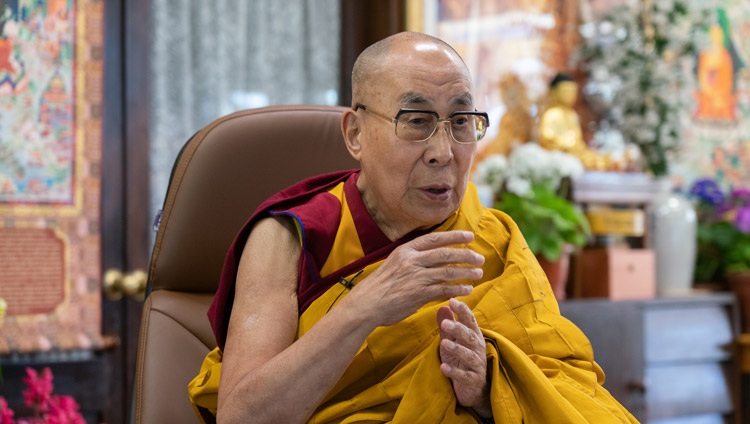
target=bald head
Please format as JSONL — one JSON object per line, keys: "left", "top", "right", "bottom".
{"left": 351, "top": 32, "right": 470, "bottom": 106}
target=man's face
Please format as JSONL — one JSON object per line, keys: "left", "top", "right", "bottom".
{"left": 352, "top": 42, "right": 477, "bottom": 238}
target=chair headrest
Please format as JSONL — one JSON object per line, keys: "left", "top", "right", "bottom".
{"left": 148, "top": 105, "right": 359, "bottom": 293}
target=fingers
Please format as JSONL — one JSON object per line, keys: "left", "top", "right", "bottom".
{"left": 418, "top": 266, "right": 483, "bottom": 286}
{"left": 393, "top": 231, "right": 484, "bottom": 291}
{"left": 412, "top": 232, "right": 484, "bottom": 265}
{"left": 409, "top": 230, "right": 476, "bottom": 252}
{"left": 437, "top": 305, "right": 455, "bottom": 341}
{"left": 436, "top": 305, "right": 455, "bottom": 326}
{"left": 439, "top": 299, "right": 485, "bottom": 364}
{"left": 419, "top": 246, "right": 485, "bottom": 268}
{"left": 449, "top": 298, "right": 481, "bottom": 336}
{"left": 407, "top": 234, "right": 485, "bottom": 282}
{"left": 353, "top": 232, "right": 482, "bottom": 327}
{"left": 438, "top": 330, "right": 487, "bottom": 405}
{"left": 437, "top": 299, "right": 489, "bottom": 409}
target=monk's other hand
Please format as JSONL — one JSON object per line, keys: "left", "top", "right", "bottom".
{"left": 437, "top": 298, "right": 491, "bottom": 416}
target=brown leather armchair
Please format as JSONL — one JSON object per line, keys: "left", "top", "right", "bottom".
{"left": 133, "top": 105, "right": 358, "bottom": 423}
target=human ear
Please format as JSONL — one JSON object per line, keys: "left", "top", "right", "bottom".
{"left": 342, "top": 110, "right": 363, "bottom": 161}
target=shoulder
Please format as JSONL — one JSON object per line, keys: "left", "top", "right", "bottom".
{"left": 243, "top": 215, "right": 300, "bottom": 255}
{"left": 234, "top": 216, "right": 301, "bottom": 304}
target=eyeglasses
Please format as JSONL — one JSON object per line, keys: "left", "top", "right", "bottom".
{"left": 354, "top": 104, "right": 490, "bottom": 144}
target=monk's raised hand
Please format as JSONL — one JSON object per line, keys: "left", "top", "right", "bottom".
{"left": 347, "top": 231, "right": 484, "bottom": 327}
{"left": 438, "top": 298, "right": 491, "bottom": 416}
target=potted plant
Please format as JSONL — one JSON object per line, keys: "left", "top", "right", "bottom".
{"left": 689, "top": 178, "right": 750, "bottom": 282}
{"left": 688, "top": 178, "right": 750, "bottom": 331}
{"left": 473, "top": 143, "right": 591, "bottom": 299}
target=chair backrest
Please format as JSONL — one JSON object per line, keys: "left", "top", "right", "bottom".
{"left": 133, "top": 105, "right": 358, "bottom": 423}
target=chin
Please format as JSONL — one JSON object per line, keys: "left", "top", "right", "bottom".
{"left": 420, "top": 205, "right": 458, "bottom": 225}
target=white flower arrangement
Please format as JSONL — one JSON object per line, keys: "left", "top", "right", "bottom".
{"left": 574, "top": 0, "right": 711, "bottom": 176}
{"left": 473, "top": 153, "right": 507, "bottom": 195}
{"left": 472, "top": 143, "right": 590, "bottom": 261}
{"left": 473, "top": 143, "right": 585, "bottom": 198}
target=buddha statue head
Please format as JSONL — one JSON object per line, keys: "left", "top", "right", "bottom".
{"left": 548, "top": 72, "right": 578, "bottom": 108}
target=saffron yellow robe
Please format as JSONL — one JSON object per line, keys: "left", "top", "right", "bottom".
{"left": 189, "top": 171, "right": 637, "bottom": 423}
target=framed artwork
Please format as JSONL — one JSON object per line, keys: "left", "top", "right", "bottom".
{"left": 0, "top": 0, "right": 105, "bottom": 353}
{"left": 681, "top": 0, "right": 750, "bottom": 188}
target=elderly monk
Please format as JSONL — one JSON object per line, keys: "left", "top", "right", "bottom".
{"left": 188, "top": 32, "right": 636, "bottom": 424}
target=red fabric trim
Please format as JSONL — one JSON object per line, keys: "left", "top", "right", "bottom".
{"left": 343, "top": 174, "right": 391, "bottom": 254}
{"left": 208, "top": 170, "right": 357, "bottom": 350}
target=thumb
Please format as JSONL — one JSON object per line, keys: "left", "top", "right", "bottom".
{"left": 437, "top": 304, "right": 456, "bottom": 330}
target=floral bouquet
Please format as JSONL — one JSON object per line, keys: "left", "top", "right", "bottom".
{"left": 0, "top": 367, "right": 85, "bottom": 424}
{"left": 574, "top": 0, "right": 711, "bottom": 177}
{"left": 688, "top": 178, "right": 750, "bottom": 284}
{"left": 473, "top": 143, "right": 590, "bottom": 262}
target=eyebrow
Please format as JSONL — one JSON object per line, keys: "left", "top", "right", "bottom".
{"left": 400, "top": 92, "right": 429, "bottom": 105}
{"left": 399, "top": 92, "right": 474, "bottom": 108}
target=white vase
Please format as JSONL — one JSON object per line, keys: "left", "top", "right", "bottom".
{"left": 649, "top": 179, "right": 697, "bottom": 296}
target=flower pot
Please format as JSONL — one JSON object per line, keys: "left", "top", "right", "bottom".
{"left": 727, "top": 271, "right": 750, "bottom": 333}
{"left": 537, "top": 249, "right": 571, "bottom": 301}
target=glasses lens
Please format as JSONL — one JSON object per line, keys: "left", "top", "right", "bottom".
{"left": 395, "top": 112, "right": 438, "bottom": 142}
{"left": 451, "top": 113, "right": 488, "bottom": 143}
{"left": 394, "top": 111, "right": 488, "bottom": 143}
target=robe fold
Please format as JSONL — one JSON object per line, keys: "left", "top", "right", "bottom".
{"left": 188, "top": 170, "right": 637, "bottom": 423}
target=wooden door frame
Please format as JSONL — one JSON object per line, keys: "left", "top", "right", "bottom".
{"left": 101, "top": 0, "right": 151, "bottom": 421}
{"left": 339, "top": 0, "right": 406, "bottom": 106}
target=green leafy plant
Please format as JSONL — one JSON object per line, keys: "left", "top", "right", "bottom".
{"left": 495, "top": 184, "right": 590, "bottom": 261}
{"left": 473, "top": 143, "right": 591, "bottom": 262}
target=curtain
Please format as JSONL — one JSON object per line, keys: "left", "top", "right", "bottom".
{"left": 149, "top": 0, "right": 340, "bottom": 227}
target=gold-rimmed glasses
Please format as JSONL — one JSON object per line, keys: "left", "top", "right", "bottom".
{"left": 354, "top": 104, "right": 489, "bottom": 145}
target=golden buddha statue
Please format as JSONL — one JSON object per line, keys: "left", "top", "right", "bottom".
{"left": 538, "top": 73, "right": 611, "bottom": 171}
{"left": 473, "top": 74, "right": 533, "bottom": 175}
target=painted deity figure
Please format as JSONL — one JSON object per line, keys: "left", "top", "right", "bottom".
{"left": 694, "top": 10, "right": 743, "bottom": 123}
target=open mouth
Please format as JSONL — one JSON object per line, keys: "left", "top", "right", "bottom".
{"left": 425, "top": 188, "right": 449, "bottom": 195}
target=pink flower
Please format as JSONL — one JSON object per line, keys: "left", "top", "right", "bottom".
{"left": 2, "top": 368, "right": 84, "bottom": 424}
{"left": 0, "top": 397, "right": 16, "bottom": 424}
{"left": 45, "top": 396, "right": 84, "bottom": 424}
{"left": 22, "top": 368, "right": 53, "bottom": 412}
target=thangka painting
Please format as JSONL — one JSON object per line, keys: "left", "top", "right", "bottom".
{"left": 0, "top": 0, "right": 104, "bottom": 353}
{"left": 681, "top": 0, "right": 750, "bottom": 189}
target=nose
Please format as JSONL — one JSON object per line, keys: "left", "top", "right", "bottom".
{"left": 424, "top": 122, "right": 454, "bottom": 165}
